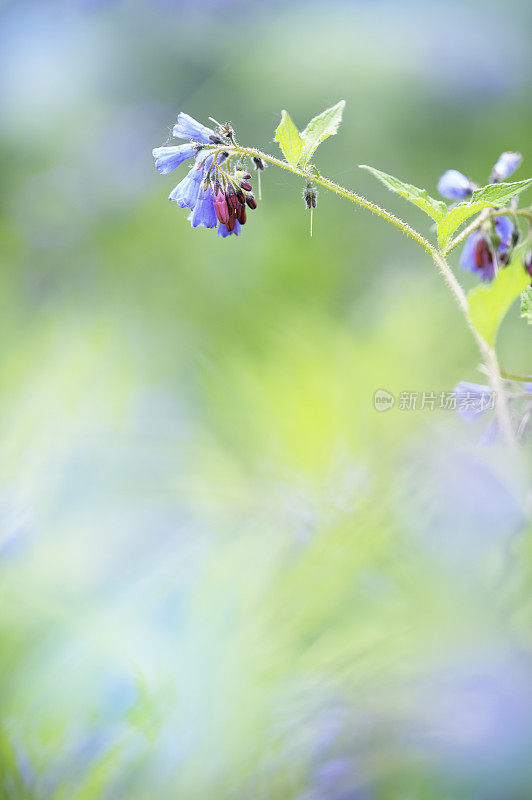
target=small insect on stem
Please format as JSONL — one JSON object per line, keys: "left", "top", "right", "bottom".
{"left": 251, "top": 157, "right": 265, "bottom": 200}
{"left": 303, "top": 182, "right": 317, "bottom": 238}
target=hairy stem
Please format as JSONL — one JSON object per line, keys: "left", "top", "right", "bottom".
{"left": 483, "top": 347, "right": 516, "bottom": 445}
{"left": 445, "top": 209, "right": 491, "bottom": 255}
{"left": 223, "top": 145, "right": 517, "bottom": 445}
{"left": 446, "top": 207, "right": 532, "bottom": 255}
{"left": 501, "top": 370, "right": 532, "bottom": 383}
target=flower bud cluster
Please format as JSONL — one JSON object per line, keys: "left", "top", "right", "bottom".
{"left": 152, "top": 112, "right": 259, "bottom": 237}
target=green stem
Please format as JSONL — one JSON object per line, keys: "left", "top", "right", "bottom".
{"left": 446, "top": 207, "right": 532, "bottom": 255}
{"left": 501, "top": 370, "right": 532, "bottom": 383}
{"left": 220, "top": 145, "right": 517, "bottom": 445}
{"left": 445, "top": 209, "right": 491, "bottom": 255}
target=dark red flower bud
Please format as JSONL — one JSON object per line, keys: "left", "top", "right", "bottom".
{"left": 474, "top": 239, "right": 493, "bottom": 272}
{"left": 243, "top": 173, "right": 251, "bottom": 180}
{"left": 226, "top": 214, "right": 236, "bottom": 232}
{"left": 236, "top": 189, "right": 246, "bottom": 206}
{"left": 215, "top": 206, "right": 228, "bottom": 224}
{"left": 226, "top": 186, "right": 239, "bottom": 211}
{"left": 245, "top": 194, "right": 257, "bottom": 210}
{"left": 213, "top": 186, "right": 229, "bottom": 225}
{"left": 252, "top": 157, "right": 265, "bottom": 170}
{"left": 236, "top": 204, "right": 247, "bottom": 225}
{"left": 240, "top": 181, "right": 253, "bottom": 192}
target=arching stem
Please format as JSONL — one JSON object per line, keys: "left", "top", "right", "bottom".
{"left": 212, "top": 144, "right": 517, "bottom": 445}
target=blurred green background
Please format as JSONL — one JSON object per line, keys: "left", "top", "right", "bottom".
{"left": 0, "top": 1, "right": 531, "bottom": 798}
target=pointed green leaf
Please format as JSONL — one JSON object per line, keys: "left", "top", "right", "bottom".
{"left": 470, "top": 178, "right": 532, "bottom": 206}
{"left": 360, "top": 165, "right": 447, "bottom": 223}
{"left": 437, "top": 178, "right": 532, "bottom": 252}
{"left": 468, "top": 253, "right": 530, "bottom": 347}
{"left": 437, "top": 201, "right": 488, "bottom": 251}
{"left": 299, "top": 100, "right": 345, "bottom": 168}
{"left": 521, "top": 286, "right": 532, "bottom": 324}
{"left": 275, "top": 109, "right": 304, "bottom": 167}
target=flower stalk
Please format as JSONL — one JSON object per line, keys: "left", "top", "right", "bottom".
{"left": 205, "top": 143, "right": 519, "bottom": 444}
{"left": 153, "top": 113, "right": 529, "bottom": 446}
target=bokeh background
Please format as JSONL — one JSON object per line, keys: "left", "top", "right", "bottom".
{"left": 0, "top": 0, "right": 531, "bottom": 798}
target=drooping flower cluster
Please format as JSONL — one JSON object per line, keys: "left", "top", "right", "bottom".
{"left": 152, "top": 113, "right": 258, "bottom": 237}
{"left": 437, "top": 152, "right": 522, "bottom": 281}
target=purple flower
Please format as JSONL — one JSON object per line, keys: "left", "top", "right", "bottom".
{"left": 437, "top": 169, "right": 474, "bottom": 200}
{"left": 168, "top": 170, "right": 202, "bottom": 208}
{"left": 460, "top": 216, "right": 515, "bottom": 282}
{"left": 454, "top": 381, "right": 493, "bottom": 424}
{"left": 453, "top": 380, "right": 531, "bottom": 445}
{"left": 187, "top": 185, "right": 217, "bottom": 229}
{"left": 493, "top": 215, "right": 515, "bottom": 252}
{"left": 490, "top": 151, "right": 522, "bottom": 182}
{"left": 454, "top": 381, "right": 501, "bottom": 445}
{"left": 217, "top": 219, "right": 241, "bottom": 237}
{"left": 460, "top": 231, "right": 496, "bottom": 281}
{"left": 172, "top": 112, "right": 216, "bottom": 144}
{"left": 153, "top": 111, "right": 258, "bottom": 237}
{"left": 415, "top": 652, "right": 532, "bottom": 774}
{"left": 152, "top": 144, "right": 196, "bottom": 175}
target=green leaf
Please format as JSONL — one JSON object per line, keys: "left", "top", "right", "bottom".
{"left": 275, "top": 110, "right": 304, "bottom": 167}
{"left": 521, "top": 286, "right": 532, "bottom": 324}
{"left": 437, "top": 179, "right": 532, "bottom": 252}
{"left": 470, "top": 178, "right": 532, "bottom": 206}
{"left": 468, "top": 253, "right": 530, "bottom": 347}
{"left": 299, "top": 100, "right": 345, "bottom": 168}
{"left": 437, "top": 201, "right": 488, "bottom": 251}
{"left": 360, "top": 165, "right": 447, "bottom": 223}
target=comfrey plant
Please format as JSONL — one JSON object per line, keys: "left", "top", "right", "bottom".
{"left": 153, "top": 114, "right": 259, "bottom": 237}
{"left": 153, "top": 102, "right": 532, "bottom": 446}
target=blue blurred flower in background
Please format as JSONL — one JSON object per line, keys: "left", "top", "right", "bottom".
{"left": 491, "top": 150, "right": 523, "bottom": 182}
{"left": 437, "top": 169, "right": 474, "bottom": 200}
{"left": 454, "top": 381, "right": 493, "bottom": 424}
{"left": 452, "top": 379, "right": 532, "bottom": 445}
